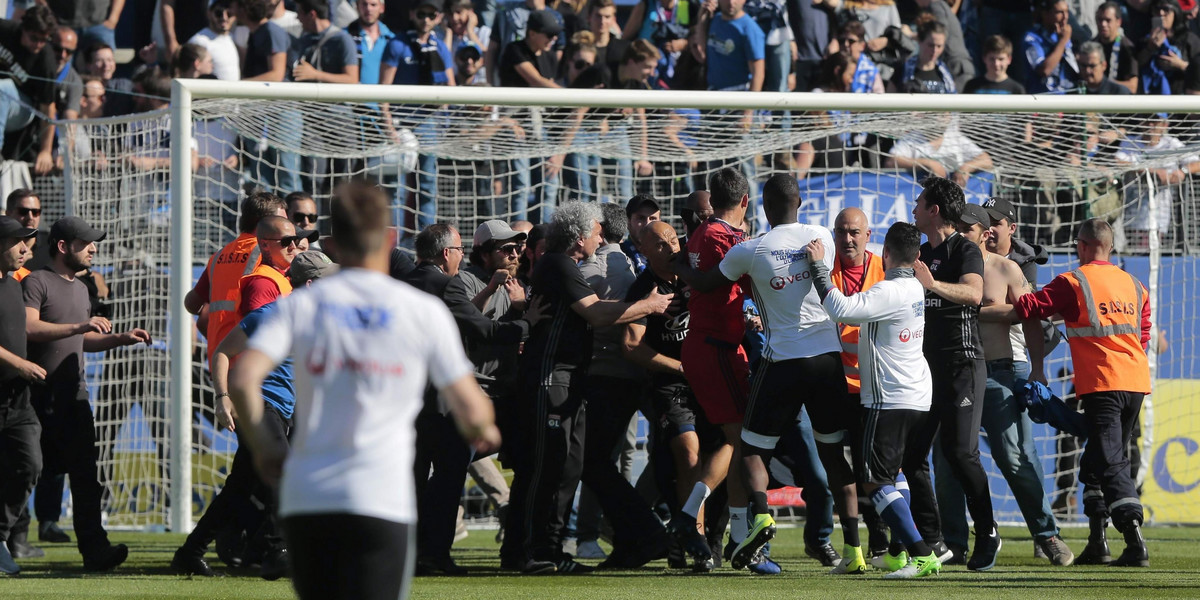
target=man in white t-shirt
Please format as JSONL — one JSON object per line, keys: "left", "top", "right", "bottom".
{"left": 806, "top": 221, "right": 941, "bottom": 579}
{"left": 230, "top": 182, "right": 499, "bottom": 600}
{"left": 884, "top": 116, "right": 994, "bottom": 188}
{"left": 674, "top": 174, "right": 859, "bottom": 573}
{"left": 189, "top": 0, "right": 242, "bottom": 81}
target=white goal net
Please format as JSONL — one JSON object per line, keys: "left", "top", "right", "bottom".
{"left": 55, "top": 83, "right": 1200, "bottom": 531}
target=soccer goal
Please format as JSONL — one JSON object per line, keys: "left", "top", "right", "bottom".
{"left": 56, "top": 81, "right": 1200, "bottom": 533}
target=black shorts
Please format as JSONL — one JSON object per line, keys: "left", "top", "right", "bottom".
{"left": 653, "top": 383, "right": 726, "bottom": 452}
{"left": 742, "top": 352, "right": 851, "bottom": 449}
{"left": 283, "top": 514, "right": 414, "bottom": 600}
{"left": 856, "top": 408, "right": 929, "bottom": 487}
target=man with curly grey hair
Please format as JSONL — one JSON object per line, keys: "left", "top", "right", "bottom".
{"left": 502, "top": 201, "right": 674, "bottom": 575}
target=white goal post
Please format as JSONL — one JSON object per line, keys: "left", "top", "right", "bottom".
{"left": 163, "top": 80, "right": 1200, "bottom": 533}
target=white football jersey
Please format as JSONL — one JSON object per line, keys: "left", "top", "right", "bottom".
{"left": 719, "top": 223, "right": 841, "bottom": 361}
{"left": 248, "top": 268, "right": 473, "bottom": 523}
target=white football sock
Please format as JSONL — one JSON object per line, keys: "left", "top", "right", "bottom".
{"left": 681, "top": 482, "right": 711, "bottom": 519}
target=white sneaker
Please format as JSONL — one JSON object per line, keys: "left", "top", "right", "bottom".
{"left": 575, "top": 539, "right": 608, "bottom": 560}
{"left": 883, "top": 559, "right": 919, "bottom": 579}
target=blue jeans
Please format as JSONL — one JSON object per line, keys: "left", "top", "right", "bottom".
{"left": 933, "top": 359, "right": 1058, "bottom": 548}
{"left": 510, "top": 156, "right": 560, "bottom": 224}
{"left": 764, "top": 42, "right": 790, "bottom": 93}
{"left": 78, "top": 24, "right": 116, "bottom": 52}
{"left": 0, "top": 79, "right": 36, "bottom": 150}
{"left": 778, "top": 408, "right": 834, "bottom": 548}
{"left": 245, "top": 109, "right": 301, "bottom": 195}
{"left": 414, "top": 153, "right": 438, "bottom": 231}
{"left": 563, "top": 153, "right": 599, "bottom": 201}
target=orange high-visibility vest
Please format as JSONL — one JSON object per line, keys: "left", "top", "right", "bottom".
{"left": 239, "top": 263, "right": 293, "bottom": 317}
{"left": 1062, "top": 264, "right": 1151, "bottom": 395}
{"left": 205, "top": 233, "right": 261, "bottom": 362}
{"left": 831, "top": 252, "right": 886, "bottom": 394}
{"left": 12, "top": 267, "right": 29, "bottom": 281}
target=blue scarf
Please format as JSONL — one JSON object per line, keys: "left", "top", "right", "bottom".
{"left": 1141, "top": 38, "right": 1177, "bottom": 95}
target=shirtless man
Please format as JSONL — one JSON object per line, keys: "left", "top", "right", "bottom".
{"left": 937, "top": 203, "right": 1074, "bottom": 566}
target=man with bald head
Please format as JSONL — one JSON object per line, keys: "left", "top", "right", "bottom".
{"left": 623, "top": 220, "right": 721, "bottom": 569}
{"left": 52, "top": 27, "right": 84, "bottom": 121}
{"left": 681, "top": 191, "right": 714, "bottom": 240}
{"left": 823, "top": 207, "right": 891, "bottom": 563}
{"left": 240, "top": 215, "right": 309, "bottom": 317}
{"left": 1010, "top": 218, "right": 1151, "bottom": 567}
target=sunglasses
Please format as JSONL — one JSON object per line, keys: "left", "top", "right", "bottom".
{"left": 18, "top": 207, "right": 42, "bottom": 217}
{"left": 292, "top": 212, "right": 319, "bottom": 224}
{"left": 573, "top": 59, "right": 594, "bottom": 70}
{"left": 446, "top": 245, "right": 465, "bottom": 252}
{"left": 494, "top": 243, "right": 521, "bottom": 255}
{"left": 262, "top": 235, "right": 304, "bottom": 247}
{"left": 52, "top": 43, "right": 75, "bottom": 55}
{"left": 416, "top": 10, "right": 439, "bottom": 19}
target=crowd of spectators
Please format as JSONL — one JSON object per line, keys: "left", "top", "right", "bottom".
{"left": 2, "top": 0, "right": 1198, "bottom": 242}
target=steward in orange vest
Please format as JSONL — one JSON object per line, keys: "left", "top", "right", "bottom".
{"left": 238, "top": 216, "right": 306, "bottom": 318}
{"left": 1013, "top": 218, "right": 1151, "bottom": 568}
{"left": 185, "top": 193, "right": 287, "bottom": 363}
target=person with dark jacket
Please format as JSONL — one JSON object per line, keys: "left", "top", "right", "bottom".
{"left": 400, "top": 224, "right": 475, "bottom": 575}
{"left": 1135, "top": 0, "right": 1200, "bottom": 95}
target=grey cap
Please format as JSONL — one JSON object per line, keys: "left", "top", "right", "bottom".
{"left": 959, "top": 203, "right": 991, "bottom": 227}
{"left": 473, "top": 219, "right": 528, "bottom": 247}
{"left": 289, "top": 250, "right": 338, "bottom": 286}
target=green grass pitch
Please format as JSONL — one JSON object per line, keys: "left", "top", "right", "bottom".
{"left": 4, "top": 525, "right": 1199, "bottom": 599}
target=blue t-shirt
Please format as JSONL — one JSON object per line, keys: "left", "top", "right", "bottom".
{"left": 239, "top": 303, "right": 295, "bottom": 419}
{"left": 291, "top": 25, "right": 358, "bottom": 81}
{"left": 706, "top": 14, "right": 765, "bottom": 90}
{"left": 244, "top": 21, "right": 293, "bottom": 79}
{"left": 383, "top": 32, "right": 453, "bottom": 85}
{"left": 348, "top": 21, "right": 397, "bottom": 85}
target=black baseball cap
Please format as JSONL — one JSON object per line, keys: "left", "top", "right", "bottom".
{"left": 626, "top": 194, "right": 660, "bottom": 219}
{"left": 958, "top": 203, "right": 990, "bottom": 227}
{"left": 527, "top": 10, "right": 562, "bottom": 36}
{"left": 50, "top": 216, "right": 106, "bottom": 245}
{"left": 297, "top": 228, "right": 320, "bottom": 244}
{"left": 0, "top": 216, "right": 37, "bottom": 240}
{"left": 981, "top": 197, "right": 1017, "bottom": 224}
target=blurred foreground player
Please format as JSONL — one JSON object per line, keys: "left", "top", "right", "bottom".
{"left": 230, "top": 183, "right": 500, "bottom": 600}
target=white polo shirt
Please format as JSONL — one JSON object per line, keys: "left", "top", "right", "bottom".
{"left": 719, "top": 222, "right": 841, "bottom": 361}
{"left": 248, "top": 268, "right": 474, "bottom": 523}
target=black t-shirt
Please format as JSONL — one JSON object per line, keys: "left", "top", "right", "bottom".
{"left": 625, "top": 269, "right": 689, "bottom": 389}
{"left": 919, "top": 232, "right": 984, "bottom": 359}
{"left": 1097, "top": 36, "right": 1137, "bottom": 84}
{"left": 524, "top": 252, "right": 595, "bottom": 370}
{"left": 498, "top": 39, "right": 558, "bottom": 88}
{"left": 596, "top": 38, "right": 630, "bottom": 71}
{"left": 0, "top": 19, "right": 58, "bottom": 105}
{"left": 0, "top": 276, "right": 28, "bottom": 396}
{"left": 1081, "top": 78, "right": 1132, "bottom": 95}
{"left": 962, "top": 76, "right": 1026, "bottom": 95}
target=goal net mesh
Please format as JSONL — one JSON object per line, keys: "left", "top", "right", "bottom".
{"left": 57, "top": 93, "right": 1200, "bottom": 529}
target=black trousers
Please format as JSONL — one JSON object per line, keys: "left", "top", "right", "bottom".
{"left": 413, "top": 410, "right": 473, "bottom": 562}
{"left": 507, "top": 369, "right": 586, "bottom": 562}
{"left": 283, "top": 514, "right": 414, "bottom": 600}
{"left": 1079, "top": 390, "right": 1145, "bottom": 530}
{"left": 580, "top": 375, "right": 665, "bottom": 549}
{"left": 30, "top": 392, "right": 110, "bottom": 554}
{"left": 183, "top": 406, "right": 290, "bottom": 555}
{"left": 0, "top": 392, "right": 41, "bottom": 543}
{"left": 908, "top": 357, "right": 993, "bottom": 543}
